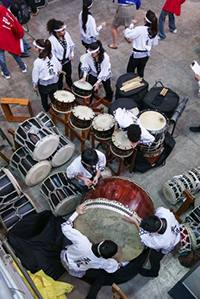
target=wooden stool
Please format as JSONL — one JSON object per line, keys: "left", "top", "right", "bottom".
{"left": 107, "top": 149, "right": 137, "bottom": 176}
{"left": 68, "top": 122, "right": 91, "bottom": 152}
{"left": 112, "top": 283, "right": 128, "bottom": 299}
{"left": 171, "top": 189, "right": 196, "bottom": 223}
{"left": 49, "top": 106, "right": 70, "bottom": 136}
{"left": 0, "top": 97, "right": 34, "bottom": 122}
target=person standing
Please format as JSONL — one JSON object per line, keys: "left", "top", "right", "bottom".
{"left": 158, "top": 0, "right": 186, "bottom": 40}
{"left": 32, "top": 39, "right": 62, "bottom": 112}
{"left": 24, "top": 0, "right": 39, "bottom": 16}
{"left": 47, "top": 18, "right": 75, "bottom": 90}
{"left": 123, "top": 207, "right": 180, "bottom": 277}
{"left": 0, "top": 5, "right": 27, "bottom": 79}
{"left": 189, "top": 74, "right": 200, "bottom": 132}
{"left": 79, "top": 0, "right": 106, "bottom": 50}
{"left": 81, "top": 40, "right": 113, "bottom": 102}
{"left": 108, "top": 0, "right": 141, "bottom": 49}
{"left": 124, "top": 10, "right": 158, "bottom": 78}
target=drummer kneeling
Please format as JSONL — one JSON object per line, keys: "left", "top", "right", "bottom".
{"left": 66, "top": 148, "right": 106, "bottom": 193}
{"left": 61, "top": 203, "right": 123, "bottom": 279}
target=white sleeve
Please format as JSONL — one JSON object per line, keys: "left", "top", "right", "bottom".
{"left": 66, "top": 32, "right": 75, "bottom": 57}
{"left": 101, "top": 258, "right": 119, "bottom": 273}
{"left": 97, "top": 54, "right": 112, "bottom": 83}
{"left": 124, "top": 25, "right": 141, "bottom": 39}
{"left": 139, "top": 230, "right": 162, "bottom": 251}
{"left": 53, "top": 56, "right": 62, "bottom": 74}
{"left": 66, "top": 161, "right": 78, "bottom": 179}
{"left": 96, "top": 150, "right": 106, "bottom": 170}
{"left": 81, "top": 54, "right": 90, "bottom": 77}
{"left": 32, "top": 60, "right": 40, "bottom": 86}
{"left": 88, "top": 16, "right": 99, "bottom": 38}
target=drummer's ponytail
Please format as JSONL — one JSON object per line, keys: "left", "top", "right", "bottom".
{"left": 36, "top": 39, "right": 52, "bottom": 60}
{"left": 82, "top": 0, "right": 93, "bottom": 32}
{"left": 47, "top": 18, "right": 64, "bottom": 36}
{"left": 145, "top": 10, "right": 157, "bottom": 38}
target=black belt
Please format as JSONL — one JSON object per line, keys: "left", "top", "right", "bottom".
{"left": 133, "top": 48, "right": 147, "bottom": 53}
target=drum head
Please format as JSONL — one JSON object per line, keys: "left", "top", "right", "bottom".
{"left": 139, "top": 110, "right": 167, "bottom": 133}
{"left": 112, "top": 130, "right": 132, "bottom": 150}
{"left": 54, "top": 194, "right": 82, "bottom": 216}
{"left": 2, "top": 168, "right": 21, "bottom": 196}
{"left": 25, "top": 161, "right": 52, "bottom": 186}
{"left": 33, "top": 134, "right": 60, "bottom": 161}
{"left": 51, "top": 143, "right": 75, "bottom": 167}
{"left": 72, "top": 105, "right": 95, "bottom": 120}
{"left": 92, "top": 114, "right": 115, "bottom": 131}
{"left": 75, "top": 199, "right": 144, "bottom": 261}
{"left": 54, "top": 90, "right": 75, "bottom": 103}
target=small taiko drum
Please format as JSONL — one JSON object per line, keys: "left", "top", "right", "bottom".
{"left": 53, "top": 90, "right": 75, "bottom": 113}
{"left": 178, "top": 223, "right": 194, "bottom": 254}
{"left": 75, "top": 198, "right": 144, "bottom": 261}
{"left": 110, "top": 129, "right": 133, "bottom": 157}
{"left": 36, "top": 111, "right": 57, "bottom": 131}
{"left": 0, "top": 168, "right": 21, "bottom": 209}
{"left": 92, "top": 113, "right": 115, "bottom": 140}
{"left": 176, "top": 173, "right": 196, "bottom": 193}
{"left": 0, "top": 193, "right": 37, "bottom": 232}
{"left": 15, "top": 117, "right": 59, "bottom": 161}
{"left": 72, "top": 80, "right": 93, "bottom": 98}
{"left": 162, "top": 179, "right": 185, "bottom": 205}
{"left": 40, "top": 172, "right": 82, "bottom": 216}
{"left": 186, "top": 204, "right": 200, "bottom": 224}
{"left": 138, "top": 110, "right": 169, "bottom": 164}
{"left": 188, "top": 168, "right": 200, "bottom": 187}
{"left": 10, "top": 147, "right": 51, "bottom": 186}
{"left": 70, "top": 105, "right": 95, "bottom": 129}
{"left": 83, "top": 177, "right": 155, "bottom": 219}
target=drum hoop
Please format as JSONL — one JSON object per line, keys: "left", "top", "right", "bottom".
{"left": 110, "top": 144, "right": 133, "bottom": 158}
{"left": 138, "top": 109, "right": 169, "bottom": 134}
{"left": 162, "top": 179, "right": 184, "bottom": 204}
{"left": 112, "top": 130, "right": 132, "bottom": 150}
{"left": 1, "top": 168, "right": 21, "bottom": 195}
{"left": 72, "top": 106, "right": 95, "bottom": 120}
{"left": 25, "top": 160, "right": 52, "bottom": 186}
{"left": 33, "top": 134, "right": 60, "bottom": 161}
{"left": 51, "top": 143, "right": 75, "bottom": 167}
{"left": 143, "top": 147, "right": 164, "bottom": 158}
{"left": 73, "top": 80, "right": 93, "bottom": 90}
{"left": 94, "top": 134, "right": 112, "bottom": 141}
{"left": 54, "top": 194, "right": 82, "bottom": 216}
{"left": 52, "top": 104, "right": 72, "bottom": 114}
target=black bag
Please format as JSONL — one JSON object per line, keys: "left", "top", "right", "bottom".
{"left": 16, "top": 0, "right": 30, "bottom": 24}
{"left": 142, "top": 81, "right": 179, "bottom": 119}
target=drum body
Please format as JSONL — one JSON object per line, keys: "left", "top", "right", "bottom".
{"left": 178, "top": 223, "right": 194, "bottom": 254}
{"left": 15, "top": 117, "right": 59, "bottom": 161}
{"left": 70, "top": 105, "right": 95, "bottom": 129}
{"left": 110, "top": 129, "right": 133, "bottom": 157}
{"left": 10, "top": 147, "right": 52, "bottom": 186}
{"left": 83, "top": 177, "right": 154, "bottom": 219}
{"left": 75, "top": 198, "right": 144, "bottom": 261}
{"left": 40, "top": 172, "right": 82, "bottom": 216}
{"left": 0, "top": 193, "right": 37, "bottom": 232}
{"left": 162, "top": 179, "right": 185, "bottom": 205}
{"left": 138, "top": 110, "right": 168, "bottom": 163}
{"left": 72, "top": 80, "right": 93, "bottom": 98}
{"left": 53, "top": 90, "right": 75, "bottom": 113}
{"left": 36, "top": 111, "right": 57, "bottom": 130}
{"left": 92, "top": 113, "right": 115, "bottom": 140}
{"left": 0, "top": 168, "right": 21, "bottom": 209}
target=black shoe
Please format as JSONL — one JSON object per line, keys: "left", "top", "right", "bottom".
{"left": 20, "top": 53, "right": 30, "bottom": 58}
{"left": 190, "top": 126, "right": 200, "bottom": 132}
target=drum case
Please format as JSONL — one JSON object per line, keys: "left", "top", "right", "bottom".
{"left": 142, "top": 81, "right": 179, "bottom": 118}
{"left": 115, "top": 73, "right": 149, "bottom": 108}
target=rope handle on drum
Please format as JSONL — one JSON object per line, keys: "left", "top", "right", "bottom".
{"left": 154, "top": 81, "right": 164, "bottom": 88}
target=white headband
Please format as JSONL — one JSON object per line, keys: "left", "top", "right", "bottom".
{"left": 157, "top": 218, "right": 163, "bottom": 232}
{"left": 33, "top": 40, "right": 45, "bottom": 50}
{"left": 87, "top": 3, "right": 93, "bottom": 9}
{"left": 87, "top": 46, "right": 100, "bottom": 54}
{"left": 97, "top": 241, "right": 104, "bottom": 256}
{"left": 54, "top": 25, "right": 66, "bottom": 32}
{"left": 145, "top": 13, "right": 152, "bottom": 24}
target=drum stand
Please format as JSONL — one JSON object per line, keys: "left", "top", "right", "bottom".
{"left": 107, "top": 149, "right": 138, "bottom": 176}
{"left": 50, "top": 105, "right": 70, "bottom": 136}
{"left": 68, "top": 122, "right": 91, "bottom": 152}
{"left": 90, "top": 132, "right": 111, "bottom": 157}
{"left": 171, "top": 189, "right": 195, "bottom": 223}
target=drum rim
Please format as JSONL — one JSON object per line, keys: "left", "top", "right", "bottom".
{"left": 138, "top": 109, "right": 169, "bottom": 134}
{"left": 53, "top": 90, "right": 75, "bottom": 102}
{"left": 54, "top": 194, "right": 82, "bottom": 216}
{"left": 1, "top": 167, "right": 22, "bottom": 196}
{"left": 33, "top": 134, "right": 60, "bottom": 161}
{"left": 51, "top": 143, "right": 75, "bottom": 167}
{"left": 72, "top": 105, "right": 95, "bottom": 120}
{"left": 70, "top": 119, "right": 92, "bottom": 130}
{"left": 92, "top": 113, "right": 115, "bottom": 131}
{"left": 52, "top": 104, "right": 72, "bottom": 114}
{"left": 162, "top": 179, "right": 185, "bottom": 204}
{"left": 73, "top": 80, "right": 93, "bottom": 90}
{"left": 25, "top": 160, "right": 52, "bottom": 186}
{"left": 110, "top": 144, "right": 133, "bottom": 158}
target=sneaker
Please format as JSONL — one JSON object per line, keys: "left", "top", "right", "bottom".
{"left": 1, "top": 71, "right": 10, "bottom": 79}
{"left": 171, "top": 29, "right": 177, "bottom": 34}
{"left": 158, "top": 36, "right": 165, "bottom": 40}
{"left": 22, "top": 64, "right": 27, "bottom": 73}
{"left": 20, "top": 53, "right": 30, "bottom": 58}
{"left": 32, "top": 8, "right": 39, "bottom": 16}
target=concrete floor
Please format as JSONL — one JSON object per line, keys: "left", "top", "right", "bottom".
{"left": 1, "top": 0, "right": 200, "bottom": 298}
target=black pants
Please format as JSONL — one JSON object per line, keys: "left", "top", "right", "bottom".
{"left": 58, "top": 61, "right": 73, "bottom": 90}
{"left": 24, "top": 0, "right": 37, "bottom": 13}
{"left": 88, "top": 74, "right": 113, "bottom": 102}
{"left": 38, "top": 82, "right": 58, "bottom": 112}
{"left": 139, "top": 249, "right": 164, "bottom": 277}
{"left": 127, "top": 55, "right": 149, "bottom": 77}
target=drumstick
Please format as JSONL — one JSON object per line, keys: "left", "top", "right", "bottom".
{"left": 120, "top": 81, "right": 143, "bottom": 91}
{"left": 34, "top": 89, "right": 39, "bottom": 97}
{"left": 122, "top": 77, "right": 141, "bottom": 86}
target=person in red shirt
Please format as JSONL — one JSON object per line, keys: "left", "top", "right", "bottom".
{"left": 158, "top": 0, "right": 186, "bottom": 40}
{"left": 0, "top": 5, "right": 27, "bottom": 79}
